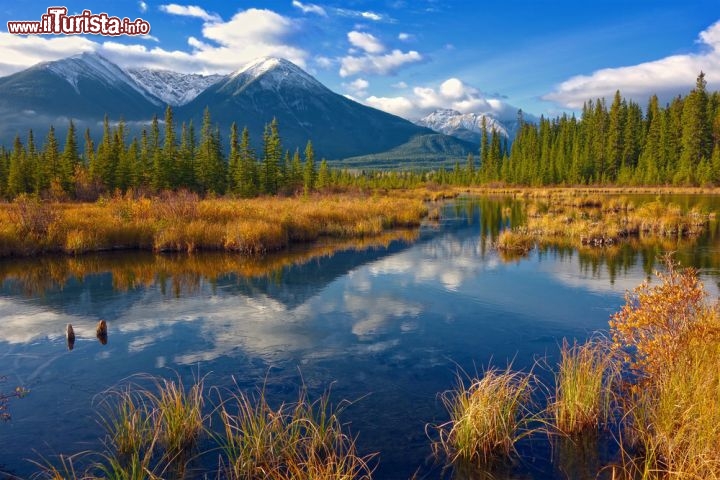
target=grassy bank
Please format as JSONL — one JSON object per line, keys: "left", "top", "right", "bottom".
{"left": 495, "top": 192, "right": 715, "bottom": 253}
{"left": 0, "top": 191, "right": 430, "bottom": 257}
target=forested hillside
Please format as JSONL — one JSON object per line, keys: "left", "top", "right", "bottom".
{"left": 0, "top": 73, "right": 717, "bottom": 200}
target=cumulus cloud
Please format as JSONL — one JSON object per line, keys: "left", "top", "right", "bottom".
{"left": 291, "top": 0, "right": 327, "bottom": 16}
{"left": 0, "top": 7, "right": 307, "bottom": 76}
{"left": 0, "top": 33, "right": 97, "bottom": 75}
{"left": 343, "top": 77, "right": 369, "bottom": 97}
{"left": 347, "top": 31, "right": 385, "bottom": 54}
{"left": 159, "top": 4, "right": 222, "bottom": 22}
{"left": 545, "top": 20, "right": 720, "bottom": 108}
{"left": 340, "top": 49, "right": 421, "bottom": 77}
{"left": 138, "top": 1, "right": 148, "bottom": 13}
{"left": 398, "top": 32, "right": 414, "bottom": 42}
{"left": 364, "top": 77, "right": 519, "bottom": 120}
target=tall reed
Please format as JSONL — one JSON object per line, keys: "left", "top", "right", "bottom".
{"left": 550, "top": 338, "right": 617, "bottom": 434}
{"left": 433, "top": 367, "right": 535, "bottom": 466}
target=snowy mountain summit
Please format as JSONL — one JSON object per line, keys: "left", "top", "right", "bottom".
{"left": 416, "top": 109, "right": 510, "bottom": 143}
{"left": 127, "top": 68, "right": 223, "bottom": 106}
{"left": 43, "top": 52, "right": 160, "bottom": 105}
{"left": 224, "top": 57, "right": 327, "bottom": 94}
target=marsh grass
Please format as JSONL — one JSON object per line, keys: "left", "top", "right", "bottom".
{"left": 495, "top": 228, "right": 534, "bottom": 254}
{"left": 550, "top": 339, "right": 618, "bottom": 435}
{"left": 610, "top": 260, "right": 720, "bottom": 479}
{"left": 0, "top": 192, "right": 428, "bottom": 257}
{"left": 212, "top": 384, "right": 375, "bottom": 480}
{"left": 433, "top": 367, "right": 536, "bottom": 467}
{"left": 493, "top": 194, "right": 712, "bottom": 255}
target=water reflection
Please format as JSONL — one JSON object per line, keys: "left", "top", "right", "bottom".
{"left": 0, "top": 195, "right": 719, "bottom": 479}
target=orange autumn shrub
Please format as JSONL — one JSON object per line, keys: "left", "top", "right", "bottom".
{"left": 609, "top": 257, "right": 716, "bottom": 380}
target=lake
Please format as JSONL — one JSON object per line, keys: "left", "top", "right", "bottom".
{"left": 1, "top": 195, "right": 719, "bottom": 479}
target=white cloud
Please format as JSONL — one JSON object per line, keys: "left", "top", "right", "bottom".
{"left": 343, "top": 77, "right": 369, "bottom": 97}
{"left": 140, "top": 34, "right": 160, "bottom": 42}
{"left": 364, "top": 77, "right": 518, "bottom": 120}
{"left": 334, "top": 8, "right": 388, "bottom": 22}
{"left": 392, "top": 81, "right": 408, "bottom": 88}
{"left": 0, "top": 8, "right": 308, "bottom": 76}
{"left": 0, "top": 33, "right": 97, "bottom": 76}
{"left": 339, "top": 49, "right": 421, "bottom": 77}
{"left": 365, "top": 95, "right": 415, "bottom": 118}
{"left": 545, "top": 20, "right": 720, "bottom": 109}
{"left": 138, "top": 1, "right": 148, "bottom": 13}
{"left": 347, "top": 31, "right": 385, "bottom": 54}
{"left": 291, "top": 0, "right": 327, "bottom": 16}
{"left": 361, "top": 11, "right": 383, "bottom": 21}
{"left": 159, "top": 4, "right": 221, "bottom": 23}
{"left": 398, "top": 32, "right": 413, "bottom": 42}
{"left": 315, "top": 55, "right": 333, "bottom": 69}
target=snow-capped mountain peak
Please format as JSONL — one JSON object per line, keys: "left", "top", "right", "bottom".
{"left": 127, "top": 68, "right": 223, "bottom": 106}
{"left": 42, "top": 52, "right": 161, "bottom": 106}
{"left": 223, "top": 56, "right": 325, "bottom": 94}
{"left": 417, "top": 109, "right": 509, "bottom": 140}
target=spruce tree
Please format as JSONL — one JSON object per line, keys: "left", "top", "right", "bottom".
{"left": 303, "top": 140, "right": 315, "bottom": 194}
{"left": 60, "top": 120, "right": 79, "bottom": 194}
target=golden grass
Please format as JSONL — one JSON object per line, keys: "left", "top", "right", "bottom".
{"left": 433, "top": 368, "right": 535, "bottom": 466}
{"left": 492, "top": 194, "right": 712, "bottom": 255}
{"left": 0, "top": 228, "right": 419, "bottom": 296}
{"left": 610, "top": 260, "right": 720, "bottom": 479}
{"left": 0, "top": 191, "right": 428, "bottom": 257}
{"left": 213, "top": 385, "right": 375, "bottom": 480}
{"left": 550, "top": 339, "right": 618, "bottom": 435}
{"left": 33, "top": 376, "right": 375, "bottom": 480}
{"left": 495, "top": 228, "right": 534, "bottom": 254}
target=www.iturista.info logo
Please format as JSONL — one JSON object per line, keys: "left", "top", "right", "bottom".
{"left": 7, "top": 7, "right": 151, "bottom": 35}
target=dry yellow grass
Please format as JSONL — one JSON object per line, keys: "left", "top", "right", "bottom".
{"left": 0, "top": 192, "right": 428, "bottom": 257}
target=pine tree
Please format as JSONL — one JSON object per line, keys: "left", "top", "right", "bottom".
{"left": 6, "top": 135, "right": 29, "bottom": 197}
{"left": 317, "top": 159, "right": 330, "bottom": 189}
{"left": 195, "top": 107, "right": 226, "bottom": 194}
{"left": 303, "top": 140, "right": 315, "bottom": 194}
{"left": 237, "top": 126, "right": 257, "bottom": 197}
{"left": 677, "top": 72, "right": 712, "bottom": 184}
{"left": 261, "top": 118, "right": 282, "bottom": 194}
{"left": 39, "top": 125, "right": 60, "bottom": 194}
{"left": 228, "top": 122, "right": 240, "bottom": 193}
{"left": 60, "top": 120, "right": 79, "bottom": 194}
{"left": 163, "top": 105, "right": 177, "bottom": 188}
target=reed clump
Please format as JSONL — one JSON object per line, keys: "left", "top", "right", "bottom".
{"left": 214, "top": 386, "right": 375, "bottom": 480}
{"left": 550, "top": 339, "right": 618, "bottom": 434}
{"left": 433, "top": 368, "right": 535, "bottom": 466}
{"left": 33, "top": 376, "right": 375, "bottom": 480}
{"left": 495, "top": 228, "right": 534, "bottom": 254}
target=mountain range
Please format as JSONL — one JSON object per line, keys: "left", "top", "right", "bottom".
{"left": 0, "top": 53, "right": 520, "bottom": 163}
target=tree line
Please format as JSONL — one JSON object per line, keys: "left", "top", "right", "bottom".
{"left": 0, "top": 73, "right": 718, "bottom": 200}
{"left": 0, "top": 106, "right": 334, "bottom": 200}
{"left": 490, "top": 72, "right": 720, "bottom": 186}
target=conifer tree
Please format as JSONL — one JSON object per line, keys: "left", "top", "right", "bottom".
{"left": 317, "top": 159, "right": 330, "bottom": 189}
{"left": 60, "top": 120, "right": 79, "bottom": 194}
{"left": 303, "top": 140, "right": 315, "bottom": 194}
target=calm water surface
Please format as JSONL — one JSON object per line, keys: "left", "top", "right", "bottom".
{"left": 1, "top": 196, "right": 719, "bottom": 479}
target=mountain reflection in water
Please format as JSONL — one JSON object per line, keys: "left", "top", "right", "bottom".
{"left": 0, "top": 196, "right": 719, "bottom": 479}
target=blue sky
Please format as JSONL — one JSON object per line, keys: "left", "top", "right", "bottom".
{"left": 1, "top": 1, "right": 719, "bottom": 120}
